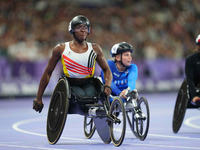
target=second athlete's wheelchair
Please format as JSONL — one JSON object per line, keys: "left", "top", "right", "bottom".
{"left": 84, "top": 88, "right": 150, "bottom": 141}
{"left": 46, "top": 76, "right": 126, "bottom": 147}
{"left": 172, "top": 79, "right": 200, "bottom": 133}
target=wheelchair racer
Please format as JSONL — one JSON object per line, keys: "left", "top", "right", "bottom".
{"left": 185, "top": 34, "right": 200, "bottom": 106}
{"left": 33, "top": 15, "right": 112, "bottom": 113}
{"left": 101, "top": 42, "right": 139, "bottom": 110}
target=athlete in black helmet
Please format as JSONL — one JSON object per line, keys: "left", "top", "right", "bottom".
{"left": 68, "top": 15, "right": 90, "bottom": 41}
{"left": 33, "top": 15, "right": 112, "bottom": 113}
{"left": 185, "top": 34, "right": 200, "bottom": 106}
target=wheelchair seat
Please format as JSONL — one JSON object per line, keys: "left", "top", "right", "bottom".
{"left": 66, "top": 77, "right": 106, "bottom": 115}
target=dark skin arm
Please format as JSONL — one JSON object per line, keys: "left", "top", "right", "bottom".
{"left": 92, "top": 43, "right": 112, "bottom": 95}
{"left": 33, "top": 43, "right": 65, "bottom": 112}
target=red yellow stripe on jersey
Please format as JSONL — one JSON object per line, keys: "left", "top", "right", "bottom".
{"left": 63, "top": 55, "right": 93, "bottom": 75}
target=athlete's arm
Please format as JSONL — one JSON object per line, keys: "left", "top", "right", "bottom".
{"left": 33, "top": 43, "right": 64, "bottom": 112}
{"left": 127, "top": 64, "right": 138, "bottom": 90}
{"left": 100, "top": 64, "right": 121, "bottom": 96}
{"left": 185, "top": 56, "right": 196, "bottom": 100}
{"left": 93, "top": 43, "right": 112, "bottom": 95}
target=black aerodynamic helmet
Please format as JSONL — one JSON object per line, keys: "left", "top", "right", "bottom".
{"left": 68, "top": 15, "right": 90, "bottom": 34}
{"left": 111, "top": 42, "right": 133, "bottom": 57}
{"left": 196, "top": 34, "right": 200, "bottom": 45}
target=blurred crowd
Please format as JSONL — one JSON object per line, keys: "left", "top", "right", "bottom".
{"left": 0, "top": 0, "right": 200, "bottom": 62}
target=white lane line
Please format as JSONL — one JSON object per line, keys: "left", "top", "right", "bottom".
{"left": 13, "top": 117, "right": 200, "bottom": 141}
{"left": 148, "top": 133, "right": 200, "bottom": 140}
{"left": 12, "top": 117, "right": 200, "bottom": 149}
{"left": 12, "top": 117, "right": 99, "bottom": 142}
{"left": 0, "top": 143, "right": 70, "bottom": 150}
{"left": 1, "top": 142, "right": 200, "bottom": 150}
{"left": 129, "top": 143, "right": 200, "bottom": 149}
{"left": 184, "top": 115, "right": 200, "bottom": 129}
{"left": 12, "top": 117, "right": 46, "bottom": 137}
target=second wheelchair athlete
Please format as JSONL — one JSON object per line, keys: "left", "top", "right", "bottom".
{"left": 101, "top": 42, "right": 141, "bottom": 117}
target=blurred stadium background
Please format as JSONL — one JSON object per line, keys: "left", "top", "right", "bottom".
{"left": 0, "top": 0, "right": 199, "bottom": 98}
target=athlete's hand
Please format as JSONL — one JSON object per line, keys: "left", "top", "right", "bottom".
{"left": 33, "top": 99, "right": 44, "bottom": 113}
{"left": 192, "top": 96, "right": 200, "bottom": 103}
{"left": 103, "top": 85, "right": 112, "bottom": 96}
{"left": 120, "top": 89, "right": 128, "bottom": 99}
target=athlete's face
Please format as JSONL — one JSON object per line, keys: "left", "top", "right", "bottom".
{"left": 122, "top": 51, "right": 132, "bottom": 66}
{"left": 74, "top": 24, "right": 89, "bottom": 41}
{"left": 116, "top": 51, "right": 132, "bottom": 66}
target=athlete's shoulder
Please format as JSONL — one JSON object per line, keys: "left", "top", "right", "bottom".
{"left": 128, "top": 63, "right": 138, "bottom": 69}
{"left": 53, "top": 43, "right": 65, "bottom": 57}
{"left": 186, "top": 52, "right": 197, "bottom": 61}
{"left": 107, "top": 60, "right": 114, "bottom": 64}
{"left": 91, "top": 42, "right": 100, "bottom": 49}
{"left": 91, "top": 42, "right": 102, "bottom": 55}
{"left": 107, "top": 60, "right": 115, "bottom": 67}
{"left": 54, "top": 43, "right": 65, "bottom": 50}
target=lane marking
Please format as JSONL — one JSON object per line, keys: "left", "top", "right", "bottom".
{"left": 184, "top": 115, "right": 200, "bottom": 129}
{"left": 0, "top": 143, "right": 70, "bottom": 150}
{"left": 12, "top": 117, "right": 99, "bottom": 142}
{"left": 11, "top": 117, "right": 200, "bottom": 149}
{"left": 1, "top": 142, "right": 200, "bottom": 150}
{"left": 148, "top": 133, "right": 200, "bottom": 140}
{"left": 13, "top": 117, "right": 200, "bottom": 141}
{"left": 129, "top": 143, "right": 200, "bottom": 149}
{"left": 12, "top": 117, "right": 46, "bottom": 137}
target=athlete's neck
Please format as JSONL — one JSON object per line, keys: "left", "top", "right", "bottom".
{"left": 116, "top": 62, "right": 126, "bottom": 72}
{"left": 70, "top": 40, "right": 88, "bottom": 53}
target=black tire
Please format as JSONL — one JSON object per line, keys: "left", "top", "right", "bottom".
{"left": 47, "top": 78, "right": 69, "bottom": 144}
{"left": 84, "top": 116, "right": 96, "bottom": 139}
{"left": 172, "top": 79, "right": 188, "bottom": 133}
{"left": 109, "top": 97, "right": 126, "bottom": 147}
{"left": 135, "top": 97, "right": 150, "bottom": 141}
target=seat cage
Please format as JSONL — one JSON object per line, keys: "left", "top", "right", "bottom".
{"left": 63, "top": 76, "right": 107, "bottom": 115}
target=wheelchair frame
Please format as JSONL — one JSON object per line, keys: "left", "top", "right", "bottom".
{"left": 84, "top": 90, "right": 150, "bottom": 141}
{"left": 46, "top": 76, "right": 126, "bottom": 147}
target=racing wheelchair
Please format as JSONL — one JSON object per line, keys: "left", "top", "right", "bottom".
{"left": 172, "top": 79, "right": 200, "bottom": 133}
{"left": 46, "top": 76, "right": 126, "bottom": 147}
{"left": 84, "top": 88, "right": 150, "bottom": 141}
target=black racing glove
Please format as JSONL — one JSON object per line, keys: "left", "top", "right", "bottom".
{"left": 33, "top": 100, "right": 44, "bottom": 113}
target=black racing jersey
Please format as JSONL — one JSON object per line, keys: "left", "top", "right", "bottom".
{"left": 185, "top": 52, "right": 200, "bottom": 99}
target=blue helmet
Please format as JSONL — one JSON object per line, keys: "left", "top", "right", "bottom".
{"left": 111, "top": 42, "right": 133, "bottom": 57}
{"left": 68, "top": 15, "right": 90, "bottom": 34}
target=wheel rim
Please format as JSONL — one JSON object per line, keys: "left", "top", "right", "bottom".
{"left": 84, "top": 116, "right": 96, "bottom": 139}
{"left": 109, "top": 97, "right": 126, "bottom": 147}
{"left": 126, "top": 111, "right": 138, "bottom": 137}
{"left": 136, "top": 97, "right": 150, "bottom": 141}
{"left": 48, "top": 91, "right": 63, "bottom": 131}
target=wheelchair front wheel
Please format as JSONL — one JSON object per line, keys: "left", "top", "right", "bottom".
{"left": 109, "top": 97, "right": 126, "bottom": 147}
{"left": 127, "top": 96, "right": 150, "bottom": 141}
{"left": 136, "top": 97, "right": 150, "bottom": 141}
{"left": 84, "top": 116, "right": 96, "bottom": 139}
